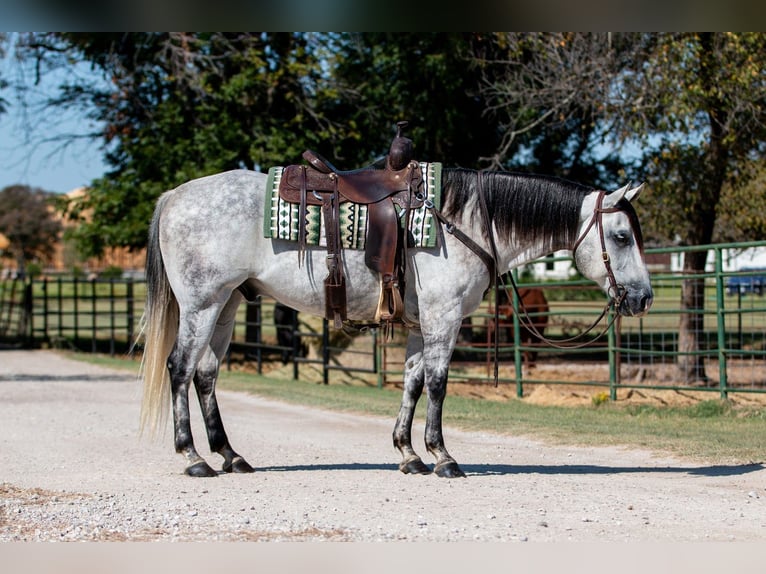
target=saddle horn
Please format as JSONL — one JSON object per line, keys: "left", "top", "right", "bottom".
{"left": 387, "top": 121, "right": 414, "bottom": 171}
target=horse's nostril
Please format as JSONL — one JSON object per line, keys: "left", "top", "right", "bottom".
{"left": 640, "top": 294, "right": 653, "bottom": 312}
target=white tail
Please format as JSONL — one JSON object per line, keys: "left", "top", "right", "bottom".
{"left": 139, "top": 192, "right": 178, "bottom": 438}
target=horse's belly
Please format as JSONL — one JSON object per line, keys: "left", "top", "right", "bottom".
{"left": 256, "top": 246, "right": 382, "bottom": 321}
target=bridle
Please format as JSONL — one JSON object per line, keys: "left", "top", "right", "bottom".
{"left": 505, "top": 189, "right": 637, "bottom": 351}
{"left": 426, "top": 175, "right": 640, "bottom": 383}
{"left": 571, "top": 189, "right": 629, "bottom": 304}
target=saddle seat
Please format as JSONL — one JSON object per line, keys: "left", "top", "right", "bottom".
{"left": 281, "top": 150, "right": 418, "bottom": 206}
{"left": 302, "top": 148, "right": 372, "bottom": 175}
{"left": 277, "top": 122, "right": 424, "bottom": 329}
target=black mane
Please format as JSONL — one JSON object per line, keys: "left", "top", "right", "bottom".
{"left": 441, "top": 169, "right": 595, "bottom": 249}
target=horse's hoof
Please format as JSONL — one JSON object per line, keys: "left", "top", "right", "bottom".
{"left": 223, "top": 456, "right": 255, "bottom": 474}
{"left": 434, "top": 461, "right": 466, "bottom": 478}
{"left": 399, "top": 458, "right": 432, "bottom": 475}
{"left": 185, "top": 461, "right": 218, "bottom": 477}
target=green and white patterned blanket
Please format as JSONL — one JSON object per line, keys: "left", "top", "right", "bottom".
{"left": 263, "top": 162, "right": 442, "bottom": 249}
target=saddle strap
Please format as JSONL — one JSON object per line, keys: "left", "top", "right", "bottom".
{"left": 298, "top": 166, "right": 308, "bottom": 265}
{"left": 428, "top": 207, "right": 496, "bottom": 278}
{"left": 322, "top": 184, "right": 347, "bottom": 329}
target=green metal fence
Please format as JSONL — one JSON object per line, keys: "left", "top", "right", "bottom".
{"left": 2, "top": 240, "right": 765, "bottom": 400}
{"left": 378, "top": 241, "right": 766, "bottom": 399}
{"left": 617, "top": 241, "right": 766, "bottom": 399}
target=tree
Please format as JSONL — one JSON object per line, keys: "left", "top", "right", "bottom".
{"left": 324, "top": 33, "right": 501, "bottom": 168}
{"left": 15, "top": 33, "right": 506, "bottom": 256}
{"left": 714, "top": 162, "right": 766, "bottom": 243}
{"left": 474, "top": 32, "right": 766, "bottom": 383}
{"left": 469, "top": 32, "right": 636, "bottom": 186}
{"left": 619, "top": 33, "right": 766, "bottom": 382}
{"left": 0, "top": 33, "right": 8, "bottom": 115}
{"left": 17, "top": 33, "right": 341, "bottom": 256}
{"left": 0, "top": 185, "right": 62, "bottom": 277}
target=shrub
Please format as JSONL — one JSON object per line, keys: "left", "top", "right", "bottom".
{"left": 99, "top": 265, "right": 123, "bottom": 279}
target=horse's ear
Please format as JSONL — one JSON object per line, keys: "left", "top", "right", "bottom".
{"left": 624, "top": 182, "right": 645, "bottom": 203}
{"left": 603, "top": 182, "right": 645, "bottom": 207}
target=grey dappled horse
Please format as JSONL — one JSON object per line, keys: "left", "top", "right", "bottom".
{"left": 140, "top": 168, "right": 653, "bottom": 478}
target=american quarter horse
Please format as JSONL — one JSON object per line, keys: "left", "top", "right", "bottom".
{"left": 140, "top": 168, "right": 653, "bottom": 478}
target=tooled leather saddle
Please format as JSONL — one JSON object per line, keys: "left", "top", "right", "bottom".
{"left": 277, "top": 121, "right": 425, "bottom": 329}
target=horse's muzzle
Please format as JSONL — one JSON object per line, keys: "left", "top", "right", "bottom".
{"left": 618, "top": 288, "right": 653, "bottom": 317}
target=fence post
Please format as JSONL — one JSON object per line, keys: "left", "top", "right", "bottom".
{"left": 376, "top": 334, "right": 385, "bottom": 389}
{"left": 608, "top": 309, "right": 619, "bottom": 401}
{"left": 510, "top": 272, "right": 524, "bottom": 398}
{"left": 714, "top": 248, "right": 728, "bottom": 399}
{"left": 22, "top": 279, "right": 33, "bottom": 345}
{"left": 73, "top": 276, "right": 79, "bottom": 347}
{"left": 322, "top": 318, "right": 330, "bottom": 385}
{"left": 90, "top": 277, "right": 97, "bottom": 353}
{"left": 42, "top": 277, "right": 49, "bottom": 345}
{"left": 126, "top": 279, "right": 135, "bottom": 351}
{"left": 57, "top": 276, "right": 63, "bottom": 341}
{"left": 108, "top": 279, "right": 116, "bottom": 357}
{"left": 291, "top": 307, "right": 300, "bottom": 380}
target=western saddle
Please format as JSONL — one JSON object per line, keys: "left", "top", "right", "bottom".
{"left": 277, "top": 121, "right": 425, "bottom": 329}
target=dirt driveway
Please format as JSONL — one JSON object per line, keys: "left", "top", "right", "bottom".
{"left": 1, "top": 349, "right": 765, "bottom": 542}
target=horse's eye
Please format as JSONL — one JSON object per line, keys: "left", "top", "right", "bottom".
{"left": 613, "top": 230, "right": 630, "bottom": 246}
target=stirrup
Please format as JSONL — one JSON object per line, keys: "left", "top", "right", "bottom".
{"left": 374, "top": 276, "right": 404, "bottom": 324}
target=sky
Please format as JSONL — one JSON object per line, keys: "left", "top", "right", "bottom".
{"left": 0, "top": 108, "right": 109, "bottom": 194}
{"left": 0, "top": 46, "right": 109, "bottom": 194}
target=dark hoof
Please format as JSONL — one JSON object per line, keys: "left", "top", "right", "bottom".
{"left": 399, "top": 458, "right": 432, "bottom": 475}
{"left": 223, "top": 456, "right": 255, "bottom": 474}
{"left": 434, "top": 461, "right": 466, "bottom": 478}
{"left": 185, "top": 461, "right": 218, "bottom": 477}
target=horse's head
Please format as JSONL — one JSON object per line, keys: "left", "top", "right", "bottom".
{"left": 573, "top": 184, "right": 653, "bottom": 317}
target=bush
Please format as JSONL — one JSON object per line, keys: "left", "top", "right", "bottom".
{"left": 26, "top": 262, "right": 42, "bottom": 278}
{"left": 99, "top": 265, "right": 123, "bottom": 279}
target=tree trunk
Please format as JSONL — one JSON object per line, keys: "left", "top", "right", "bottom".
{"left": 675, "top": 34, "right": 727, "bottom": 386}
{"left": 677, "top": 251, "right": 709, "bottom": 383}
{"left": 15, "top": 252, "right": 26, "bottom": 279}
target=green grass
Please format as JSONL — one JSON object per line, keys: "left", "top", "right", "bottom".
{"left": 65, "top": 351, "right": 766, "bottom": 465}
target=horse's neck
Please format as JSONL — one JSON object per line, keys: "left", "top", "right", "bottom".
{"left": 499, "top": 226, "right": 572, "bottom": 272}
{"left": 498, "top": 189, "right": 593, "bottom": 272}
{"left": 446, "top": 171, "right": 586, "bottom": 274}
{"left": 452, "top": 198, "right": 570, "bottom": 273}
{"left": 503, "top": 241, "right": 560, "bottom": 272}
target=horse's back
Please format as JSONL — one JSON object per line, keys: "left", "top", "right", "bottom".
{"left": 164, "top": 169, "right": 266, "bottom": 216}
{"left": 157, "top": 170, "right": 268, "bottom": 301}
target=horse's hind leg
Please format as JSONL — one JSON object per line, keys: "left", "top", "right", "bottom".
{"left": 392, "top": 330, "right": 431, "bottom": 475}
{"left": 168, "top": 303, "right": 229, "bottom": 477}
{"left": 192, "top": 293, "right": 254, "bottom": 474}
{"left": 193, "top": 350, "right": 254, "bottom": 474}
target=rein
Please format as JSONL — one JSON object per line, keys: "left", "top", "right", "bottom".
{"left": 506, "top": 189, "right": 627, "bottom": 350}
{"left": 427, "top": 178, "right": 629, "bottom": 384}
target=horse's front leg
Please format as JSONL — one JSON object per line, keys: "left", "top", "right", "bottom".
{"left": 392, "top": 330, "right": 431, "bottom": 474}
{"left": 422, "top": 314, "right": 466, "bottom": 478}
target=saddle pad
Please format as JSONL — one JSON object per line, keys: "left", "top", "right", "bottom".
{"left": 263, "top": 162, "right": 442, "bottom": 250}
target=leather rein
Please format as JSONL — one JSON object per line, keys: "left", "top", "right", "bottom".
{"left": 426, "top": 173, "right": 630, "bottom": 382}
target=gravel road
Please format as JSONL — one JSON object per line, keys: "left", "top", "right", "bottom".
{"left": 1, "top": 349, "right": 765, "bottom": 542}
